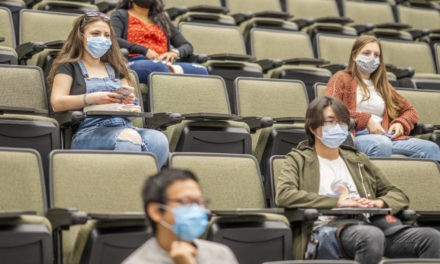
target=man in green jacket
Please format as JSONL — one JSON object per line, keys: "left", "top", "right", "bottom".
{"left": 276, "top": 96, "right": 440, "bottom": 263}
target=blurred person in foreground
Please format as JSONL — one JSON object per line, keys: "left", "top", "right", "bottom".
{"left": 123, "top": 169, "right": 238, "bottom": 264}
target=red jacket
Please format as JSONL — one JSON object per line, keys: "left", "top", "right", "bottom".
{"left": 326, "top": 71, "right": 418, "bottom": 139}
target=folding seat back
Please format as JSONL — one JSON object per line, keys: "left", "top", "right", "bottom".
{"left": 19, "top": 9, "right": 79, "bottom": 67}
{"left": 169, "top": 152, "right": 292, "bottom": 264}
{"left": 19, "top": 9, "right": 79, "bottom": 46}
{"left": 285, "top": 0, "right": 357, "bottom": 49}
{"left": 180, "top": 22, "right": 246, "bottom": 55}
{"left": 397, "top": 5, "right": 440, "bottom": 31}
{"left": 250, "top": 28, "right": 332, "bottom": 101}
{"left": 0, "top": 65, "right": 48, "bottom": 109}
{"left": 164, "top": 0, "right": 222, "bottom": 8}
{"left": 344, "top": 1, "right": 396, "bottom": 24}
{"left": 396, "top": 88, "right": 440, "bottom": 146}
{"left": 149, "top": 73, "right": 251, "bottom": 154}
{"left": 397, "top": 89, "right": 440, "bottom": 126}
{"left": 0, "top": 65, "right": 61, "bottom": 197}
{"left": 371, "top": 158, "right": 440, "bottom": 229}
{"left": 0, "top": 6, "right": 17, "bottom": 64}
{"left": 343, "top": 1, "right": 414, "bottom": 41}
{"left": 235, "top": 77, "right": 308, "bottom": 205}
{"left": 236, "top": 79, "right": 308, "bottom": 120}
{"left": 380, "top": 38, "right": 440, "bottom": 90}
{"left": 227, "top": 0, "right": 282, "bottom": 14}
{"left": 227, "top": 0, "right": 296, "bottom": 56}
{"left": 286, "top": 0, "right": 340, "bottom": 19}
{"left": 251, "top": 29, "right": 313, "bottom": 61}
{"left": 0, "top": 147, "right": 52, "bottom": 264}
{"left": 0, "top": 6, "right": 16, "bottom": 48}
{"left": 150, "top": 73, "right": 229, "bottom": 115}
{"left": 179, "top": 22, "right": 263, "bottom": 113}
{"left": 167, "top": 0, "right": 234, "bottom": 26}
{"left": 32, "top": 0, "right": 99, "bottom": 14}
{"left": 381, "top": 39, "right": 436, "bottom": 74}
{"left": 49, "top": 150, "right": 159, "bottom": 264}
{"left": 315, "top": 33, "right": 356, "bottom": 68}
{"left": 170, "top": 153, "right": 266, "bottom": 209}
{"left": 314, "top": 82, "right": 327, "bottom": 98}
{"left": 0, "top": 0, "right": 25, "bottom": 42}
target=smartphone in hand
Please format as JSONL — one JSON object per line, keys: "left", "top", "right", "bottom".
{"left": 386, "top": 131, "right": 395, "bottom": 138}
{"left": 116, "top": 85, "right": 134, "bottom": 96}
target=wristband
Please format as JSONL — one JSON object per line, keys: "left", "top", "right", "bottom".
{"left": 83, "top": 94, "right": 88, "bottom": 106}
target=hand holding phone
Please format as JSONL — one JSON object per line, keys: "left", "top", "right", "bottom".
{"left": 386, "top": 131, "right": 395, "bottom": 138}
{"left": 115, "top": 85, "right": 134, "bottom": 96}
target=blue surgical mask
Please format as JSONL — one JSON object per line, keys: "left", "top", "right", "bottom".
{"left": 161, "top": 204, "right": 208, "bottom": 241}
{"left": 86, "top": 36, "right": 112, "bottom": 58}
{"left": 316, "top": 124, "right": 349, "bottom": 149}
{"left": 355, "top": 54, "right": 380, "bottom": 74}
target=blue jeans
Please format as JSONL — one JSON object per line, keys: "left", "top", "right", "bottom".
{"left": 128, "top": 56, "right": 208, "bottom": 84}
{"left": 314, "top": 226, "right": 341, "bottom": 259}
{"left": 355, "top": 129, "right": 440, "bottom": 161}
{"left": 340, "top": 225, "right": 440, "bottom": 264}
{"left": 72, "top": 118, "right": 169, "bottom": 166}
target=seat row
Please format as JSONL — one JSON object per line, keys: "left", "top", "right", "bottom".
{"left": 1, "top": 147, "right": 439, "bottom": 264}
{"left": 0, "top": 64, "right": 439, "bottom": 196}
{"left": 165, "top": 0, "right": 440, "bottom": 31}
{"left": 3, "top": 0, "right": 438, "bottom": 32}
{"left": 1, "top": 7, "right": 439, "bottom": 100}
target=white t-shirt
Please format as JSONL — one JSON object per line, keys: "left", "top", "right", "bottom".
{"left": 318, "top": 156, "right": 360, "bottom": 199}
{"left": 356, "top": 79, "right": 385, "bottom": 125}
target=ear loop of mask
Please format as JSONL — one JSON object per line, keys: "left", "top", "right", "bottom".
{"left": 157, "top": 204, "right": 174, "bottom": 232}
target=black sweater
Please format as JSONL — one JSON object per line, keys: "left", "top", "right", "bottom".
{"left": 110, "top": 9, "right": 193, "bottom": 59}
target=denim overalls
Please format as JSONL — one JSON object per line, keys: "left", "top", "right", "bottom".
{"left": 70, "top": 61, "right": 169, "bottom": 165}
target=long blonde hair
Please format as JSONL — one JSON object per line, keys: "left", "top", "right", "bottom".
{"left": 345, "top": 35, "right": 400, "bottom": 119}
{"left": 48, "top": 13, "right": 132, "bottom": 89}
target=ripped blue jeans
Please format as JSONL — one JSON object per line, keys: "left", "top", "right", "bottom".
{"left": 72, "top": 117, "right": 169, "bottom": 166}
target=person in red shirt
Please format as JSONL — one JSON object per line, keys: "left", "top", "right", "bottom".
{"left": 111, "top": 0, "right": 208, "bottom": 84}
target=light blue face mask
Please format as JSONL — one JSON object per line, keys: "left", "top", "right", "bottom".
{"left": 161, "top": 204, "right": 208, "bottom": 241}
{"left": 355, "top": 54, "right": 380, "bottom": 74}
{"left": 316, "top": 124, "right": 349, "bottom": 149}
{"left": 86, "top": 36, "right": 112, "bottom": 58}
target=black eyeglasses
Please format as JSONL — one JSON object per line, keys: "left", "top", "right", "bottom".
{"left": 166, "top": 198, "right": 211, "bottom": 207}
{"left": 322, "top": 120, "right": 343, "bottom": 126}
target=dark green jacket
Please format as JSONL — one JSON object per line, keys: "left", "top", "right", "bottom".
{"left": 276, "top": 141, "right": 409, "bottom": 259}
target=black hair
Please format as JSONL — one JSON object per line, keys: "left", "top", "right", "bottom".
{"left": 141, "top": 168, "right": 199, "bottom": 233}
{"left": 116, "top": 0, "right": 171, "bottom": 36}
{"left": 305, "top": 96, "right": 351, "bottom": 145}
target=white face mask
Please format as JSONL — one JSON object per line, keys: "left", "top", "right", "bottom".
{"left": 355, "top": 54, "right": 380, "bottom": 74}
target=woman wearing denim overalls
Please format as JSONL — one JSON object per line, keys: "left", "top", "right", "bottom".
{"left": 49, "top": 12, "right": 169, "bottom": 166}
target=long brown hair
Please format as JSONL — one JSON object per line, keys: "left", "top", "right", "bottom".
{"left": 48, "top": 13, "right": 132, "bottom": 88}
{"left": 345, "top": 35, "right": 400, "bottom": 119}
